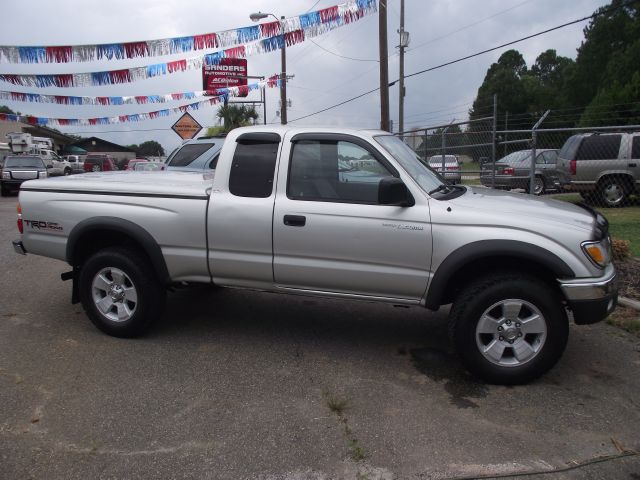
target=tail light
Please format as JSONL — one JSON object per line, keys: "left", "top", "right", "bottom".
{"left": 503, "top": 167, "right": 515, "bottom": 175}
{"left": 17, "top": 202, "right": 23, "bottom": 234}
{"left": 569, "top": 159, "right": 576, "bottom": 176}
{"left": 446, "top": 166, "right": 459, "bottom": 171}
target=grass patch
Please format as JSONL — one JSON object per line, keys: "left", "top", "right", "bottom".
{"left": 551, "top": 194, "right": 640, "bottom": 257}
{"left": 607, "top": 306, "right": 640, "bottom": 337}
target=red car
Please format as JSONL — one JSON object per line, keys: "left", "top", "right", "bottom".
{"left": 125, "top": 158, "right": 149, "bottom": 170}
{"left": 84, "top": 154, "right": 116, "bottom": 172}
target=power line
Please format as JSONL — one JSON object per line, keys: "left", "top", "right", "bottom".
{"left": 307, "top": 39, "right": 379, "bottom": 62}
{"left": 408, "top": 0, "right": 537, "bottom": 53}
{"left": 289, "top": 0, "right": 637, "bottom": 124}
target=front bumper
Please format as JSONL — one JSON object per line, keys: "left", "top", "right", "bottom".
{"left": 559, "top": 268, "right": 618, "bottom": 324}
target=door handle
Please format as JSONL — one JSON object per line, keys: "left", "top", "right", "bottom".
{"left": 629, "top": 163, "right": 637, "bottom": 168}
{"left": 284, "top": 215, "right": 306, "bottom": 227}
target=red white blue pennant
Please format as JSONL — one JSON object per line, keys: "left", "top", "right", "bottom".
{"left": 0, "top": 0, "right": 376, "bottom": 65}
{"left": 0, "top": 76, "right": 281, "bottom": 127}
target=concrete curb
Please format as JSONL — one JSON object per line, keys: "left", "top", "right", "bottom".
{"left": 619, "top": 296, "right": 640, "bottom": 311}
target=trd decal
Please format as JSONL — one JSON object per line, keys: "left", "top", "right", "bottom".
{"left": 23, "top": 220, "right": 63, "bottom": 231}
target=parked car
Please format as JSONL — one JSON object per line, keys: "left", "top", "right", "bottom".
{"left": 556, "top": 132, "right": 640, "bottom": 207}
{"left": 165, "top": 136, "right": 223, "bottom": 172}
{"left": 1, "top": 155, "right": 49, "bottom": 196}
{"left": 133, "top": 161, "right": 165, "bottom": 172}
{"left": 427, "top": 155, "right": 462, "bottom": 184}
{"left": 84, "top": 154, "right": 116, "bottom": 172}
{"left": 63, "top": 155, "right": 85, "bottom": 174}
{"left": 480, "top": 149, "right": 559, "bottom": 195}
{"left": 13, "top": 126, "right": 617, "bottom": 385}
{"left": 125, "top": 158, "right": 149, "bottom": 170}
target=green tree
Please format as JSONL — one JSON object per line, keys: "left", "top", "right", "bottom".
{"left": 215, "top": 104, "right": 259, "bottom": 133}
{"left": 0, "top": 105, "right": 15, "bottom": 114}
{"left": 567, "top": 0, "right": 639, "bottom": 109}
{"left": 137, "top": 140, "right": 164, "bottom": 157}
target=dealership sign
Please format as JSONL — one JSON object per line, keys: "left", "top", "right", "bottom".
{"left": 203, "top": 58, "right": 248, "bottom": 97}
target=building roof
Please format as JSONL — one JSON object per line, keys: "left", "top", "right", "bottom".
{"left": 71, "top": 136, "right": 134, "bottom": 153}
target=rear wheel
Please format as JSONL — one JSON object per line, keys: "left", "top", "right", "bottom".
{"left": 449, "top": 273, "right": 568, "bottom": 384}
{"left": 79, "top": 247, "right": 165, "bottom": 337}
{"left": 64, "top": 168, "right": 72, "bottom": 176}
{"left": 0, "top": 184, "right": 8, "bottom": 197}
{"left": 526, "top": 176, "right": 545, "bottom": 195}
{"left": 92, "top": 165, "right": 101, "bottom": 172}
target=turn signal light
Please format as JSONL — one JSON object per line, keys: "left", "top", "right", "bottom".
{"left": 17, "top": 202, "right": 23, "bottom": 234}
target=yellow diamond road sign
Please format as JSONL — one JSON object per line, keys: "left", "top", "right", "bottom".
{"left": 171, "top": 112, "right": 203, "bottom": 140}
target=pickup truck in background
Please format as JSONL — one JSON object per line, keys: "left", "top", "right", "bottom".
{"left": 12, "top": 126, "right": 618, "bottom": 384}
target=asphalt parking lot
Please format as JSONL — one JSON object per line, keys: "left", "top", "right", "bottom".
{"left": 1, "top": 194, "right": 639, "bottom": 480}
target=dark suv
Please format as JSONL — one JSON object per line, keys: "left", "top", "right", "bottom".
{"left": 557, "top": 132, "right": 640, "bottom": 207}
{"left": 1, "top": 155, "right": 49, "bottom": 196}
{"left": 84, "top": 154, "right": 116, "bottom": 172}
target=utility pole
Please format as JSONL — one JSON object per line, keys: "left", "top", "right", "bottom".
{"left": 398, "top": 0, "right": 407, "bottom": 134}
{"left": 280, "top": 15, "right": 288, "bottom": 125}
{"left": 379, "top": 0, "right": 390, "bottom": 131}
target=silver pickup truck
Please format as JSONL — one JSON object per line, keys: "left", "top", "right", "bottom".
{"left": 12, "top": 126, "right": 618, "bottom": 384}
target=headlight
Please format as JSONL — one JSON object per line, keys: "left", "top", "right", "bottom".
{"left": 581, "top": 238, "right": 611, "bottom": 268}
{"left": 2, "top": 171, "right": 9, "bottom": 179}
{"left": 38, "top": 171, "right": 48, "bottom": 178}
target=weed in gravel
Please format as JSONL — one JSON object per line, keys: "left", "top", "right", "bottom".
{"left": 607, "top": 306, "right": 640, "bottom": 337}
{"left": 326, "top": 395, "right": 349, "bottom": 415}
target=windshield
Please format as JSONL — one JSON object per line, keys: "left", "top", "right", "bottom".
{"left": 5, "top": 156, "right": 45, "bottom": 168}
{"left": 374, "top": 135, "right": 444, "bottom": 193}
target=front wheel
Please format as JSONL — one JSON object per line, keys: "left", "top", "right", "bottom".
{"left": 64, "top": 168, "right": 72, "bottom": 176}
{"left": 79, "top": 247, "right": 165, "bottom": 337}
{"left": 449, "top": 273, "right": 568, "bottom": 385}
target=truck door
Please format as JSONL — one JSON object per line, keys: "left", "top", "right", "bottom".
{"left": 207, "top": 132, "right": 282, "bottom": 289}
{"left": 273, "top": 133, "right": 431, "bottom": 302}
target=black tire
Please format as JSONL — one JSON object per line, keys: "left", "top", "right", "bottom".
{"left": 79, "top": 247, "right": 165, "bottom": 337}
{"left": 0, "top": 184, "right": 8, "bottom": 197}
{"left": 448, "top": 273, "right": 568, "bottom": 385}
{"left": 526, "top": 176, "right": 545, "bottom": 195}
{"left": 597, "top": 177, "right": 629, "bottom": 208}
{"left": 64, "top": 168, "right": 72, "bottom": 176}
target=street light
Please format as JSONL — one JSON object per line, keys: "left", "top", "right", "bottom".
{"left": 250, "top": 11, "right": 288, "bottom": 125}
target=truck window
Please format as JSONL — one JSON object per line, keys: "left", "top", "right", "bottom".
{"left": 288, "top": 140, "right": 391, "bottom": 203}
{"left": 228, "top": 140, "right": 279, "bottom": 198}
{"left": 632, "top": 137, "right": 640, "bottom": 159}
{"left": 576, "top": 135, "right": 621, "bottom": 161}
{"left": 168, "top": 144, "right": 217, "bottom": 167}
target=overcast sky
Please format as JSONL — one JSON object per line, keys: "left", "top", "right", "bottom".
{"left": 0, "top": 0, "right": 608, "bottom": 153}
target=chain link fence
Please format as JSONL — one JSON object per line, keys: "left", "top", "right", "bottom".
{"left": 398, "top": 121, "right": 640, "bottom": 209}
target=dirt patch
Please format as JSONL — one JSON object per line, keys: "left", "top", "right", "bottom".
{"left": 607, "top": 305, "right": 640, "bottom": 337}
{"left": 615, "top": 258, "right": 640, "bottom": 300}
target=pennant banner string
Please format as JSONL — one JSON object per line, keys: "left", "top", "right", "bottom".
{"left": 0, "top": 77, "right": 282, "bottom": 127}
{"left": 0, "top": 88, "right": 228, "bottom": 106}
{"left": 0, "top": 0, "right": 377, "bottom": 65}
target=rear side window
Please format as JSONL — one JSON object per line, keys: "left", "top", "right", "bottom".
{"left": 576, "top": 135, "right": 622, "bottom": 161}
{"left": 542, "top": 151, "right": 557, "bottom": 164}
{"left": 632, "top": 137, "right": 640, "bottom": 159}
{"left": 229, "top": 137, "right": 280, "bottom": 198}
{"left": 167, "top": 143, "right": 216, "bottom": 167}
{"left": 558, "top": 136, "right": 580, "bottom": 159}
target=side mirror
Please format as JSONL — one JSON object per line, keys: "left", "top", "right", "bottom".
{"left": 378, "top": 176, "right": 414, "bottom": 206}
{"left": 46, "top": 164, "right": 53, "bottom": 169}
